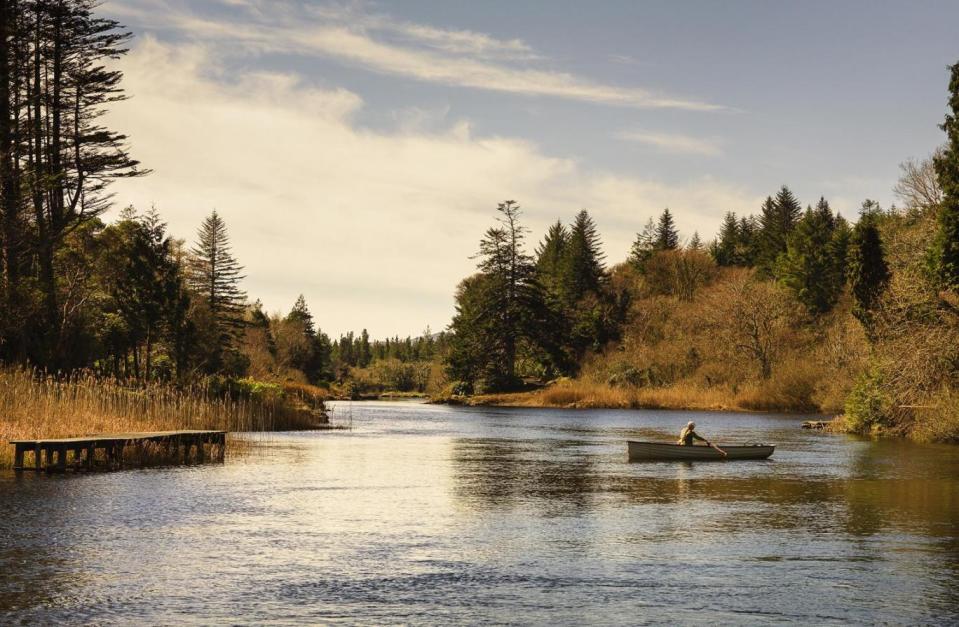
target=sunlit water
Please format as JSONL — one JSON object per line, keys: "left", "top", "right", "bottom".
{"left": 2, "top": 401, "right": 959, "bottom": 624}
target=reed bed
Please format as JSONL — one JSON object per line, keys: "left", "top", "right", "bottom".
{"left": 468, "top": 379, "right": 801, "bottom": 413}
{"left": 0, "top": 368, "right": 324, "bottom": 469}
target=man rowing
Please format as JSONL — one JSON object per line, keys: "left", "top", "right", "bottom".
{"left": 678, "top": 421, "right": 726, "bottom": 456}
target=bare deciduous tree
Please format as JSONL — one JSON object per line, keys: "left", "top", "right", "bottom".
{"left": 893, "top": 150, "right": 944, "bottom": 212}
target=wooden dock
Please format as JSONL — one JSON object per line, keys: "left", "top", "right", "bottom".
{"left": 10, "top": 430, "right": 226, "bottom": 473}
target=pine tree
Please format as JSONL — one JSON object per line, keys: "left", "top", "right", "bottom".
{"left": 713, "top": 212, "right": 739, "bottom": 265}
{"left": 534, "top": 220, "right": 569, "bottom": 297}
{"left": 188, "top": 210, "right": 247, "bottom": 366}
{"left": 737, "top": 215, "right": 759, "bottom": 266}
{"left": 564, "top": 209, "right": 606, "bottom": 301}
{"left": 757, "top": 187, "right": 801, "bottom": 275}
{"left": 848, "top": 213, "right": 890, "bottom": 337}
{"left": 654, "top": 208, "right": 679, "bottom": 250}
{"left": 933, "top": 61, "right": 959, "bottom": 290}
{"left": 776, "top": 198, "right": 844, "bottom": 315}
{"left": 628, "top": 218, "right": 657, "bottom": 269}
{"left": 688, "top": 231, "right": 703, "bottom": 251}
{"left": 448, "top": 201, "right": 563, "bottom": 390}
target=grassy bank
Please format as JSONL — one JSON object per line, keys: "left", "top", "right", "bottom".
{"left": 444, "top": 378, "right": 829, "bottom": 414}
{"left": 0, "top": 369, "right": 328, "bottom": 470}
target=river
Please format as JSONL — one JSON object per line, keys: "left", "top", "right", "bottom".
{"left": 2, "top": 401, "right": 958, "bottom": 624}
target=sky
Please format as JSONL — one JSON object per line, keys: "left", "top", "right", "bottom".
{"left": 99, "top": 0, "right": 959, "bottom": 338}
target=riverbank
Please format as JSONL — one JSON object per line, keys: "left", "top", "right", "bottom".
{"left": 437, "top": 379, "right": 832, "bottom": 414}
{"left": 0, "top": 369, "right": 329, "bottom": 470}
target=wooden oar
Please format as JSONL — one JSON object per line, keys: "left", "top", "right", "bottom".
{"left": 706, "top": 441, "right": 727, "bottom": 457}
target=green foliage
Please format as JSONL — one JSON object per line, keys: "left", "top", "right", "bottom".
{"left": 933, "top": 61, "right": 959, "bottom": 290}
{"left": 628, "top": 218, "right": 657, "bottom": 270}
{"left": 654, "top": 208, "right": 680, "bottom": 250}
{"left": 776, "top": 198, "right": 847, "bottom": 315}
{"left": 756, "top": 187, "right": 802, "bottom": 276}
{"left": 188, "top": 211, "right": 247, "bottom": 372}
{"left": 844, "top": 366, "right": 892, "bottom": 433}
{"left": 848, "top": 212, "right": 890, "bottom": 336}
{"left": 448, "top": 201, "right": 564, "bottom": 391}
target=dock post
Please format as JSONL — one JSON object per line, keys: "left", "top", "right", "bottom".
{"left": 55, "top": 445, "right": 67, "bottom": 472}
{"left": 34, "top": 444, "right": 42, "bottom": 472}
{"left": 14, "top": 443, "right": 25, "bottom": 471}
{"left": 196, "top": 435, "right": 205, "bottom": 463}
{"left": 86, "top": 443, "right": 96, "bottom": 471}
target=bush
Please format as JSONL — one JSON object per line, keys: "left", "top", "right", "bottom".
{"left": 844, "top": 366, "right": 892, "bottom": 433}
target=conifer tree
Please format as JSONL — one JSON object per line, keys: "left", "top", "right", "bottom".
{"left": 188, "top": 210, "right": 247, "bottom": 366}
{"left": 535, "top": 220, "right": 569, "bottom": 297}
{"left": 564, "top": 209, "right": 606, "bottom": 301}
{"left": 713, "top": 212, "right": 739, "bottom": 265}
{"left": 757, "top": 187, "right": 801, "bottom": 275}
{"left": 848, "top": 213, "right": 890, "bottom": 337}
{"left": 654, "top": 208, "right": 680, "bottom": 250}
{"left": 688, "top": 231, "right": 703, "bottom": 251}
{"left": 628, "top": 218, "right": 657, "bottom": 269}
{"left": 933, "top": 61, "right": 959, "bottom": 290}
{"left": 448, "top": 201, "right": 564, "bottom": 390}
{"left": 776, "top": 198, "right": 844, "bottom": 315}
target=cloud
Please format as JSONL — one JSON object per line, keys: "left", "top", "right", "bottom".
{"left": 618, "top": 130, "right": 723, "bottom": 156}
{"left": 104, "top": 0, "right": 723, "bottom": 112}
{"left": 104, "top": 37, "right": 754, "bottom": 337}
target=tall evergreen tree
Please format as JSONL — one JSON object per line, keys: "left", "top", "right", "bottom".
{"left": 933, "top": 61, "right": 959, "bottom": 290}
{"left": 628, "top": 218, "right": 657, "bottom": 269}
{"left": 448, "top": 201, "right": 562, "bottom": 390}
{"left": 534, "top": 220, "right": 569, "bottom": 297}
{"left": 776, "top": 197, "right": 844, "bottom": 315}
{"left": 654, "top": 208, "right": 679, "bottom": 250}
{"left": 688, "top": 231, "right": 703, "bottom": 251}
{"left": 188, "top": 210, "right": 246, "bottom": 367}
{"left": 713, "top": 212, "right": 739, "bottom": 266}
{"left": 757, "top": 187, "right": 801, "bottom": 275}
{"left": 848, "top": 213, "right": 890, "bottom": 338}
{"left": 564, "top": 209, "right": 606, "bottom": 301}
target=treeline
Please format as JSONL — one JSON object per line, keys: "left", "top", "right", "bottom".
{"left": 0, "top": 1, "right": 431, "bottom": 392}
{"left": 446, "top": 60, "right": 959, "bottom": 445}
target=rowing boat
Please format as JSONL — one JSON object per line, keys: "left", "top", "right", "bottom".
{"left": 627, "top": 440, "right": 775, "bottom": 461}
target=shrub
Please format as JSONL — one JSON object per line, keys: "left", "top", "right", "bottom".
{"left": 844, "top": 366, "right": 892, "bottom": 433}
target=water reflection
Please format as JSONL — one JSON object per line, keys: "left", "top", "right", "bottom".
{"left": 2, "top": 402, "right": 958, "bottom": 624}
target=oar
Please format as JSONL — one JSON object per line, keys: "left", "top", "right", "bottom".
{"left": 706, "top": 441, "right": 727, "bottom": 457}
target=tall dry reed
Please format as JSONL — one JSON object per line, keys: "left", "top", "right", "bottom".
{"left": 0, "top": 368, "right": 323, "bottom": 469}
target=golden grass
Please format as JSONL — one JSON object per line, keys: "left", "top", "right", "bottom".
{"left": 468, "top": 380, "right": 757, "bottom": 412}
{"left": 0, "top": 368, "right": 325, "bottom": 469}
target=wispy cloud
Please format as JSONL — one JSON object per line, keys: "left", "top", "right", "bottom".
{"left": 104, "top": 38, "right": 753, "bottom": 335}
{"left": 618, "top": 130, "right": 723, "bottom": 156}
{"left": 104, "top": 0, "right": 723, "bottom": 111}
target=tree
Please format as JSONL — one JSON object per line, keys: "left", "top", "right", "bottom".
{"left": 628, "top": 218, "right": 657, "bottom": 270}
{"left": 709, "top": 273, "right": 793, "bottom": 380}
{"left": 756, "top": 187, "right": 801, "bottom": 276}
{"left": 933, "top": 61, "right": 959, "bottom": 290}
{"left": 447, "top": 201, "right": 562, "bottom": 390}
{"left": 654, "top": 208, "right": 679, "bottom": 250}
{"left": 776, "top": 197, "right": 845, "bottom": 315}
{"left": 534, "top": 220, "right": 568, "bottom": 297}
{"left": 188, "top": 210, "right": 246, "bottom": 370}
{"left": 0, "top": 1, "right": 146, "bottom": 366}
{"left": 894, "top": 150, "right": 943, "bottom": 213}
{"left": 563, "top": 209, "right": 606, "bottom": 302}
{"left": 687, "top": 231, "right": 703, "bottom": 251}
{"left": 848, "top": 213, "right": 890, "bottom": 338}
{"left": 712, "top": 212, "right": 739, "bottom": 266}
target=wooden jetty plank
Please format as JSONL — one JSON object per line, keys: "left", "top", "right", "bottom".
{"left": 8, "top": 430, "right": 227, "bottom": 473}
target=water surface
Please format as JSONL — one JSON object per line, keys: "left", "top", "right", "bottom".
{"left": 2, "top": 402, "right": 958, "bottom": 624}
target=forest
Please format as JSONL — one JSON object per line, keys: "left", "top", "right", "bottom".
{"left": 441, "top": 62, "right": 959, "bottom": 443}
{"left": 0, "top": 1, "right": 957, "bottom": 449}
